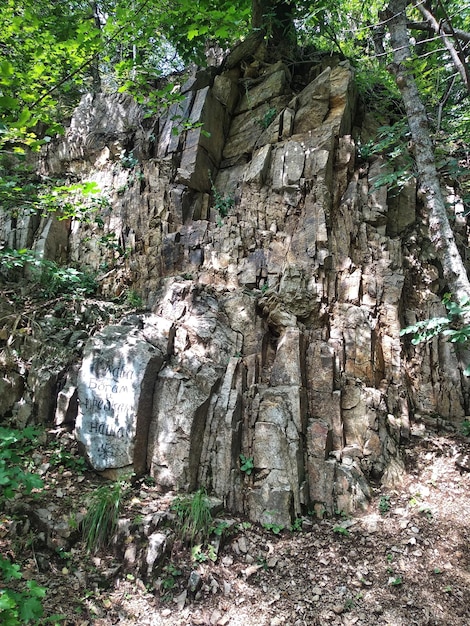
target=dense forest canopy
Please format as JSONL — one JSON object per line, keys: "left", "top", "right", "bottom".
{"left": 1, "top": 1, "right": 468, "bottom": 136}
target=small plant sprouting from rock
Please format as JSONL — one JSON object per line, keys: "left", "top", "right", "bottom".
{"left": 209, "top": 173, "right": 234, "bottom": 221}
{"left": 81, "top": 479, "right": 127, "bottom": 553}
{"left": 259, "top": 106, "right": 277, "bottom": 129}
{"left": 161, "top": 563, "right": 182, "bottom": 591}
{"left": 290, "top": 517, "right": 303, "bottom": 532}
{"left": 262, "top": 522, "right": 284, "bottom": 535}
{"left": 333, "top": 525, "right": 350, "bottom": 537}
{"left": 119, "top": 150, "right": 139, "bottom": 169}
{"left": 124, "top": 289, "right": 143, "bottom": 309}
{"left": 239, "top": 453, "right": 254, "bottom": 476}
{"left": 461, "top": 419, "right": 470, "bottom": 436}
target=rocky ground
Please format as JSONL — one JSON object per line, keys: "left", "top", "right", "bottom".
{"left": 3, "top": 428, "right": 470, "bottom": 626}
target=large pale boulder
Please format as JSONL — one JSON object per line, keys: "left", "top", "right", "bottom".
{"left": 75, "top": 318, "right": 167, "bottom": 473}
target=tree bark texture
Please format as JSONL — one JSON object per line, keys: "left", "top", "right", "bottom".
{"left": 384, "top": 0, "right": 470, "bottom": 302}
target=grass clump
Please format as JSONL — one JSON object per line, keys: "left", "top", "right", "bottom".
{"left": 81, "top": 480, "right": 126, "bottom": 553}
{"left": 171, "top": 489, "right": 212, "bottom": 545}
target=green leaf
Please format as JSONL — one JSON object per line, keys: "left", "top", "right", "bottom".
{"left": 0, "top": 60, "right": 14, "bottom": 78}
{"left": 15, "top": 108, "right": 32, "bottom": 128}
{"left": 0, "top": 96, "right": 19, "bottom": 111}
{"left": 0, "top": 591, "right": 17, "bottom": 611}
{"left": 0, "top": 557, "right": 22, "bottom": 581}
{"left": 19, "top": 596, "right": 44, "bottom": 622}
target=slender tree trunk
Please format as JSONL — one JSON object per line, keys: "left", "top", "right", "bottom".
{"left": 251, "top": 0, "right": 297, "bottom": 59}
{"left": 90, "top": 1, "right": 102, "bottom": 92}
{"left": 383, "top": 0, "right": 470, "bottom": 302}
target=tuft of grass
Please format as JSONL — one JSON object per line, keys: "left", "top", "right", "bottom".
{"left": 171, "top": 489, "right": 213, "bottom": 545}
{"left": 81, "top": 480, "right": 126, "bottom": 553}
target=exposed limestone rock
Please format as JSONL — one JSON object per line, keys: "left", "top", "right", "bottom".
{"left": 2, "top": 51, "right": 469, "bottom": 526}
{"left": 0, "top": 373, "right": 24, "bottom": 417}
{"left": 292, "top": 66, "right": 331, "bottom": 134}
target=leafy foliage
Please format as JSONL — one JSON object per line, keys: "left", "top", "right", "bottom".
{"left": 210, "top": 176, "right": 234, "bottom": 220}
{"left": 259, "top": 107, "right": 277, "bottom": 129}
{"left": 262, "top": 522, "right": 284, "bottom": 534}
{"left": 239, "top": 453, "right": 254, "bottom": 475}
{"left": 0, "top": 426, "right": 43, "bottom": 502}
{"left": 0, "top": 427, "right": 46, "bottom": 624}
{"left": 401, "top": 295, "right": 470, "bottom": 375}
{"left": 0, "top": 247, "right": 97, "bottom": 297}
{"left": 0, "top": 579, "right": 46, "bottom": 625}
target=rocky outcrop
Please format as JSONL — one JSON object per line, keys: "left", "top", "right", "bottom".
{"left": 1, "top": 49, "right": 469, "bottom": 525}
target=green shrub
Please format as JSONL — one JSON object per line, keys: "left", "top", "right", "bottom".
{"left": 0, "top": 248, "right": 97, "bottom": 297}
{"left": 0, "top": 427, "right": 46, "bottom": 624}
{"left": 0, "top": 427, "right": 43, "bottom": 503}
{"left": 209, "top": 173, "right": 234, "bottom": 220}
{"left": 401, "top": 294, "right": 470, "bottom": 376}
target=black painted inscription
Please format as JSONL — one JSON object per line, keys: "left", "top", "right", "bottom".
{"left": 89, "top": 420, "right": 130, "bottom": 439}
{"left": 91, "top": 358, "right": 135, "bottom": 381}
{"left": 83, "top": 396, "right": 130, "bottom": 414}
{"left": 89, "top": 379, "right": 129, "bottom": 394}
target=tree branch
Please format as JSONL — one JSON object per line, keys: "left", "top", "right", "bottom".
{"left": 407, "top": 21, "right": 470, "bottom": 44}
{"left": 413, "top": 0, "right": 470, "bottom": 95}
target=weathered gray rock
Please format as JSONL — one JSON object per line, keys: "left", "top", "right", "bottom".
{"left": 75, "top": 319, "right": 166, "bottom": 473}
{"left": 0, "top": 373, "right": 24, "bottom": 417}
{"left": 292, "top": 67, "right": 331, "bottom": 134}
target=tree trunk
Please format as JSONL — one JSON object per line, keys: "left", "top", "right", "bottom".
{"left": 383, "top": 0, "right": 470, "bottom": 302}
{"left": 251, "top": 0, "right": 297, "bottom": 59}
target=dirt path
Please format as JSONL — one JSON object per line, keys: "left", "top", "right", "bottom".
{"left": 3, "top": 430, "right": 470, "bottom": 626}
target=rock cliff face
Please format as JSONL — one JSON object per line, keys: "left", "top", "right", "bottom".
{"left": 2, "top": 49, "right": 469, "bottom": 525}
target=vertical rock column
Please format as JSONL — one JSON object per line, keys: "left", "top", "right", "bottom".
{"left": 248, "top": 327, "right": 307, "bottom": 527}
